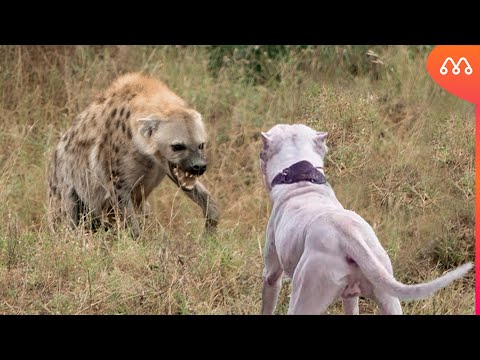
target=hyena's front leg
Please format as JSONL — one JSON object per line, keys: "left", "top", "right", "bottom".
{"left": 181, "top": 181, "right": 220, "bottom": 232}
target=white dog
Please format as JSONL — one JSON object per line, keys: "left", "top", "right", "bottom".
{"left": 259, "top": 124, "right": 473, "bottom": 315}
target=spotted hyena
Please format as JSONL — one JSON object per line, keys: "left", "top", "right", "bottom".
{"left": 48, "top": 72, "right": 219, "bottom": 238}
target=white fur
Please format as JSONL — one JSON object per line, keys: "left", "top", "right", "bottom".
{"left": 260, "top": 124, "right": 472, "bottom": 315}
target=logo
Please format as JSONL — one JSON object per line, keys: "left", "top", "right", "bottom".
{"left": 426, "top": 46, "right": 480, "bottom": 104}
{"left": 440, "top": 57, "right": 473, "bottom": 75}
{"left": 425, "top": 46, "right": 480, "bottom": 316}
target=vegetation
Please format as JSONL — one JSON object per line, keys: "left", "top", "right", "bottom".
{"left": 0, "top": 45, "right": 474, "bottom": 314}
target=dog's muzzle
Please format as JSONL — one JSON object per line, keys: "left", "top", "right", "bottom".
{"left": 271, "top": 160, "right": 326, "bottom": 188}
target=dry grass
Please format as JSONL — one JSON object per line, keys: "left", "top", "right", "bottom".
{"left": 0, "top": 45, "right": 474, "bottom": 314}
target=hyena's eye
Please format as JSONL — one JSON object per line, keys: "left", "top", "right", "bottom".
{"left": 198, "top": 143, "right": 205, "bottom": 150}
{"left": 171, "top": 144, "right": 186, "bottom": 152}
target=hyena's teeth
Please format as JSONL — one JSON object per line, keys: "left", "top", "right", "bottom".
{"left": 185, "top": 171, "right": 190, "bottom": 177}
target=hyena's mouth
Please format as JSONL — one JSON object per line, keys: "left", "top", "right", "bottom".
{"left": 168, "top": 162, "right": 198, "bottom": 191}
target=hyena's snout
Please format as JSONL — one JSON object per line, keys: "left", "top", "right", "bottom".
{"left": 182, "top": 153, "right": 207, "bottom": 176}
{"left": 190, "top": 161, "right": 207, "bottom": 176}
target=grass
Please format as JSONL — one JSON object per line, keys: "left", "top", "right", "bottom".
{"left": 0, "top": 45, "right": 475, "bottom": 314}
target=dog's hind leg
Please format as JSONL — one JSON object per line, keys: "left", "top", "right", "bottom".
{"left": 261, "top": 233, "right": 283, "bottom": 315}
{"left": 342, "top": 297, "right": 359, "bottom": 315}
{"left": 288, "top": 254, "right": 341, "bottom": 315}
{"left": 373, "top": 291, "right": 402, "bottom": 315}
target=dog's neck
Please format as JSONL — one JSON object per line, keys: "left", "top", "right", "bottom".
{"left": 265, "top": 154, "right": 325, "bottom": 188}
{"left": 264, "top": 155, "right": 343, "bottom": 209}
{"left": 266, "top": 160, "right": 339, "bottom": 205}
{"left": 271, "top": 160, "right": 326, "bottom": 188}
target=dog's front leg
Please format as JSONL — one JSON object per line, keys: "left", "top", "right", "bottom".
{"left": 261, "top": 228, "right": 283, "bottom": 315}
{"left": 342, "top": 297, "right": 359, "bottom": 315}
{"left": 181, "top": 180, "right": 220, "bottom": 233}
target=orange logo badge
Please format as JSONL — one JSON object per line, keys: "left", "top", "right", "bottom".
{"left": 427, "top": 45, "right": 480, "bottom": 104}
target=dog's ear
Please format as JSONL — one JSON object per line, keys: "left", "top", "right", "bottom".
{"left": 259, "top": 132, "right": 273, "bottom": 183}
{"left": 260, "top": 132, "right": 271, "bottom": 162}
{"left": 261, "top": 132, "right": 271, "bottom": 149}
{"left": 314, "top": 131, "right": 329, "bottom": 157}
{"left": 259, "top": 132, "right": 271, "bottom": 187}
{"left": 316, "top": 131, "right": 328, "bottom": 142}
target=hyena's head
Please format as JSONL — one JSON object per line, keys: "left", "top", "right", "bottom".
{"left": 260, "top": 124, "right": 328, "bottom": 191}
{"left": 134, "top": 108, "right": 208, "bottom": 191}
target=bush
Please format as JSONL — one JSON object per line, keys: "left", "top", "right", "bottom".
{"left": 207, "top": 45, "right": 296, "bottom": 85}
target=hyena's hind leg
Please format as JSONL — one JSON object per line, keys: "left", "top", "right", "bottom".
{"left": 131, "top": 184, "right": 153, "bottom": 222}
{"left": 47, "top": 154, "right": 65, "bottom": 232}
{"left": 47, "top": 183, "right": 64, "bottom": 233}
{"left": 47, "top": 184, "right": 83, "bottom": 232}
{"left": 48, "top": 170, "right": 102, "bottom": 235}
{"left": 114, "top": 190, "right": 142, "bottom": 239}
{"left": 65, "top": 188, "right": 87, "bottom": 229}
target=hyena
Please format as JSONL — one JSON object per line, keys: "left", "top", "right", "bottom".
{"left": 48, "top": 72, "right": 219, "bottom": 238}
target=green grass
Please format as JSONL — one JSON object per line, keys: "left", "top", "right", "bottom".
{"left": 0, "top": 45, "right": 474, "bottom": 314}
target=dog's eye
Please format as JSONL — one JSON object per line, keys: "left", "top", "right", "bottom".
{"left": 171, "top": 144, "right": 186, "bottom": 152}
{"left": 198, "top": 143, "right": 205, "bottom": 150}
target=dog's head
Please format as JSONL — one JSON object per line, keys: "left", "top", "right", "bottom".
{"left": 259, "top": 124, "right": 328, "bottom": 190}
{"left": 133, "top": 108, "right": 207, "bottom": 191}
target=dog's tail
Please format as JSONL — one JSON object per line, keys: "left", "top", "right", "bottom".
{"left": 341, "top": 229, "right": 473, "bottom": 300}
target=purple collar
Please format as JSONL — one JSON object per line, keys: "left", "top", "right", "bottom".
{"left": 271, "top": 160, "right": 326, "bottom": 188}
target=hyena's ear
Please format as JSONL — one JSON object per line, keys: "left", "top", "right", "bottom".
{"left": 137, "top": 117, "right": 162, "bottom": 138}
{"left": 314, "top": 131, "right": 328, "bottom": 157}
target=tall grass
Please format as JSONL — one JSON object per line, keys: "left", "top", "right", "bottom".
{"left": 0, "top": 45, "right": 474, "bottom": 314}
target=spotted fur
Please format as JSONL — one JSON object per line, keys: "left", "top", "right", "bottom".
{"left": 48, "top": 72, "right": 219, "bottom": 238}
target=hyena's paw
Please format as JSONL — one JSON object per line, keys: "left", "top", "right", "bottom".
{"left": 205, "top": 214, "right": 220, "bottom": 234}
